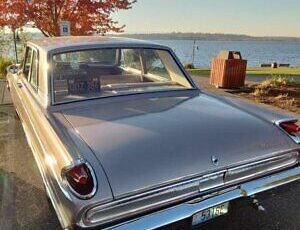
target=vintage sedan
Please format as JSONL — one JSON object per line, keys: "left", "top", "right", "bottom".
{"left": 6, "top": 36, "right": 300, "bottom": 230}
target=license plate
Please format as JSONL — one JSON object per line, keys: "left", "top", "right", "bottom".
{"left": 192, "top": 202, "right": 229, "bottom": 226}
{"left": 68, "top": 78, "right": 100, "bottom": 94}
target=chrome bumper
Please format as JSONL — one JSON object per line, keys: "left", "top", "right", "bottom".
{"left": 109, "top": 166, "right": 300, "bottom": 230}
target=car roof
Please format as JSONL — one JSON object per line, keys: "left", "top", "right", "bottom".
{"left": 27, "top": 36, "right": 169, "bottom": 53}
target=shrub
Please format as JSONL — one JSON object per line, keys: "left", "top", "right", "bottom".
{"left": 0, "top": 57, "right": 12, "bottom": 78}
{"left": 251, "top": 75, "right": 297, "bottom": 98}
{"left": 252, "top": 88, "right": 267, "bottom": 97}
{"left": 260, "top": 75, "right": 296, "bottom": 88}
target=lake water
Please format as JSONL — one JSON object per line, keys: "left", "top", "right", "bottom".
{"left": 4, "top": 36, "right": 300, "bottom": 68}
{"left": 153, "top": 40, "right": 300, "bottom": 68}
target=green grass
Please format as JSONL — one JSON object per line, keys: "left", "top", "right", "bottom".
{"left": 187, "top": 68, "right": 211, "bottom": 75}
{"left": 246, "top": 67, "right": 300, "bottom": 76}
{"left": 186, "top": 67, "right": 300, "bottom": 76}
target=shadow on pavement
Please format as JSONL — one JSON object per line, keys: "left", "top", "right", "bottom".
{"left": 0, "top": 105, "right": 60, "bottom": 230}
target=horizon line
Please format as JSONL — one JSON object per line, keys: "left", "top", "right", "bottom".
{"left": 112, "top": 32, "right": 300, "bottom": 39}
{"left": 3, "top": 26, "right": 300, "bottom": 39}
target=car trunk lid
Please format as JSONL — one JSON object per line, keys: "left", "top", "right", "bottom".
{"left": 62, "top": 94, "right": 295, "bottom": 198}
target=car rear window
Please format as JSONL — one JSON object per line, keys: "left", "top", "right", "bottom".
{"left": 52, "top": 48, "right": 193, "bottom": 104}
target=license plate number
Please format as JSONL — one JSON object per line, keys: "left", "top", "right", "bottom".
{"left": 68, "top": 78, "right": 100, "bottom": 94}
{"left": 192, "top": 202, "right": 229, "bottom": 226}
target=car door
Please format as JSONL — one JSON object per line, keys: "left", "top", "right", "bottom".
{"left": 12, "top": 46, "right": 43, "bottom": 152}
{"left": 10, "top": 46, "right": 34, "bottom": 120}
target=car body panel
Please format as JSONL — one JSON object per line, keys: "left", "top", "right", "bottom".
{"left": 61, "top": 92, "right": 297, "bottom": 198}
{"left": 6, "top": 64, "right": 115, "bottom": 229}
{"left": 5, "top": 36, "right": 300, "bottom": 229}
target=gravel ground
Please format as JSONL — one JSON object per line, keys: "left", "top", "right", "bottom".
{"left": 0, "top": 79, "right": 299, "bottom": 230}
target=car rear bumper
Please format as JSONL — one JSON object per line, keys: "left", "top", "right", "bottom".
{"left": 80, "top": 166, "right": 300, "bottom": 230}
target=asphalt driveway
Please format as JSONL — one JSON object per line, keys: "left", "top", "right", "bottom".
{"left": 0, "top": 104, "right": 60, "bottom": 229}
{"left": 0, "top": 79, "right": 299, "bottom": 230}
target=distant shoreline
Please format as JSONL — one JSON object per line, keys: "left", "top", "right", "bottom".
{"left": 112, "top": 33, "right": 300, "bottom": 42}
{"left": 2, "top": 31, "right": 300, "bottom": 42}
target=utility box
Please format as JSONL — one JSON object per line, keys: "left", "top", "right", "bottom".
{"left": 210, "top": 51, "right": 247, "bottom": 88}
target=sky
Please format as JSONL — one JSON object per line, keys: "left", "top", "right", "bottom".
{"left": 114, "top": 0, "right": 300, "bottom": 37}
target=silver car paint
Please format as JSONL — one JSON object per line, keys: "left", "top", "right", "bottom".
{"left": 6, "top": 37, "right": 300, "bottom": 229}
{"left": 61, "top": 91, "right": 297, "bottom": 198}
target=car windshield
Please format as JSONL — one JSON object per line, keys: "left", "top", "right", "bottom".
{"left": 52, "top": 48, "right": 193, "bottom": 104}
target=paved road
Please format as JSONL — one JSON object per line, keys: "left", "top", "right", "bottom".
{"left": 0, "top": 79, "right": 299, "bottom": 230}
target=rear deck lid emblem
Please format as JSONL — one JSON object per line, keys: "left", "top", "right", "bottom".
{"left": 211, "top": 156, "right": 219, "bottom": 166}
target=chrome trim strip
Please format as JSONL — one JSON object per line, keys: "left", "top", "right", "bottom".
{"left": 111, "top": 148, "right": 298, "bottom": 200}
{"left": 84, "top": 171, "right": 226, "bottom": 226}
{"left": 108, "top": 166, "right": 300, "bottom": 230}
{"left": 82, "top": 152, "right": 299, "bottom": 228}
{"left": 225, "top": 152, "right": 299, "bottom": 184}
{"left": 274, "top": 118, "right": 300, "bottom": 144}
{"left": 90, "top": 170, "right": 226, "bottom": 211}
{"left": 228, "top": 151, "right": 297, "bottom": 171}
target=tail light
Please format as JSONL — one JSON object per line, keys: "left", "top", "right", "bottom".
{"left": 279, "top": 121, "right": 300, "bottom": 136}
{"left": 62, "top": 161, "right": 97, "bottom": 199}
{"left": 275, "top": 119, "right": 300, "bottom": 144}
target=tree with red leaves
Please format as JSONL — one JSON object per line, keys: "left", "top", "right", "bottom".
{"left": 0, "top": 0, "right": 28, "bottom": 62}
{"left": 0, "top": 0, "right": 136, "bottom": 37}
{"left": 0, "top": 0, "right": 27, "bottom": 32}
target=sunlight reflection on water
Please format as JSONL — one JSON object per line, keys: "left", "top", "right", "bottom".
{"left": 154, "top": 40, "right": 300, "bottom": 67}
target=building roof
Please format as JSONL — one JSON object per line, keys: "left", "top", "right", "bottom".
{"left": 27, "top": 36, "right": 167, "bottom": 53}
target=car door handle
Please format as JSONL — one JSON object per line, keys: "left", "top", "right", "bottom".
{"left": 17, "top": 82, "right": 23, "bottom": 88}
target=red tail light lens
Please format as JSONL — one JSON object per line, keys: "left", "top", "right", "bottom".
{"left": 62, "top": 163, "right": 95, "bottom": 199}
{"left": 279, "top": 121, "right": 300, "bottom": 136}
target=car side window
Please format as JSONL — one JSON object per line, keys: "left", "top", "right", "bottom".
{"left": 23, "top": 47, "right": 33, "bottom": 79}
{"left": 29, "top": 50, "right": 38, "bottom": 89}
{"left": 144, "top": 49, "right": 170, "bottom": 80}
{"left": 121, "top": 49, "right": 142, "bottom": 73}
